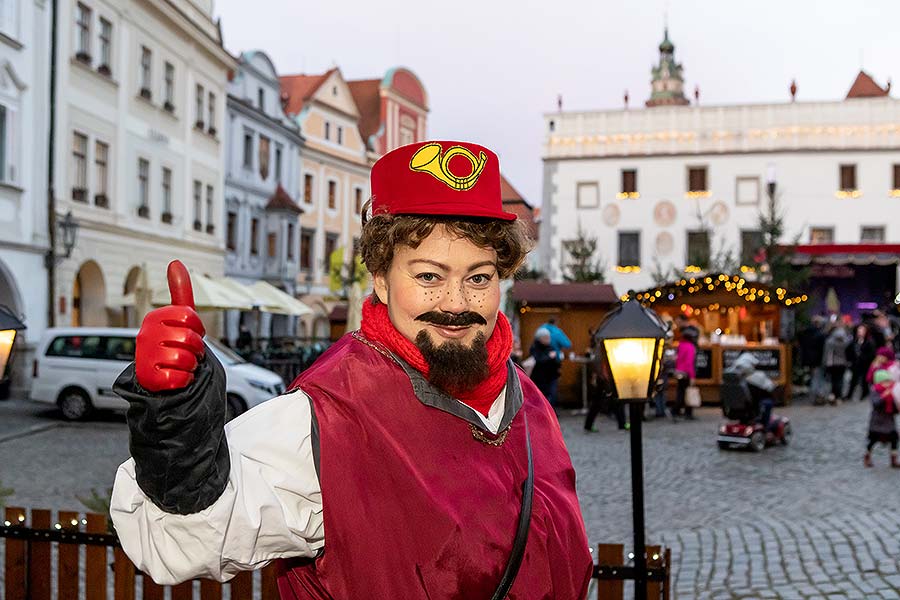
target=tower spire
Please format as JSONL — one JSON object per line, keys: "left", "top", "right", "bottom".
{"left": 646, "top": 26, "right": 689, "bottom": 107}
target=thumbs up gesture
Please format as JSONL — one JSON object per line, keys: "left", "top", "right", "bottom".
{"left": 135, "top": 261, "right": 207, "bottom": 392}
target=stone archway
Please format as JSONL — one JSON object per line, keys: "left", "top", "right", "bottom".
{"left": 0, "top": 258, "right": 23, "bottom": 317}
{"left": 73, "top": 260, "right": 108, "bottom": 326}
{"left": 122, "top": 266, "right": 142, "bottom": 327}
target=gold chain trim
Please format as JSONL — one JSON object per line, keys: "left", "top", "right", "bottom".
{"left": 470, "top": 422, "right": 511, "bottom": 447}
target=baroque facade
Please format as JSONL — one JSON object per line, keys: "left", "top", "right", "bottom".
{"left": 541, "top": 30, "right": 900, "bottom": 315}
{"left": 52, "top": 0, "right": 237, "bottom": 333}
{"left": 280, "top": 66, "right": 428, "bottom": 338}
{"left": 224, "top": 50, "right": 304, "bottom": 343}
{"left": 0, "top": 0, "right": 51, "bottom": 392}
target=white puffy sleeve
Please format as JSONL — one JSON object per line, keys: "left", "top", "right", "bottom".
{"left": 110, "top": 389, "right": 324, "bottom": 584}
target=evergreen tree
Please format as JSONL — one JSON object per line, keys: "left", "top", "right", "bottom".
{"left": 757, "top": 185, "right": 808, "bottom": 290}
{"left": 563, "top": 227, "right": 606, "bottom": 283}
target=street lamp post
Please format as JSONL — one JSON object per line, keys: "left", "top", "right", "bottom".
{"left": 592, "top": 296, "right": 668, "bottom": 600}
{"left": 0, "top": 305, "right": 26, "bottom": 399}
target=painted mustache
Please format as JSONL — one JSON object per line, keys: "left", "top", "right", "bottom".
{"left": 415, "top": 311, "right": 487, "bottom": 327}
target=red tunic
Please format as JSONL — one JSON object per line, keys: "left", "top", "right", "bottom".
{"left": 277, "top": 333, "right": 593, "bottom": 599}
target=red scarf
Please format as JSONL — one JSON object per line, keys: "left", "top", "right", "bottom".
{"left": 360, "top": 298, "right": 512, "bottom": 416}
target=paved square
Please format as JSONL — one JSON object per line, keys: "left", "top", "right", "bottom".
{"left": 564, "top": 400, "right": 900, "bottom": 599}
{"left": 2, "top": 396, "right": 899, "bottom": 598}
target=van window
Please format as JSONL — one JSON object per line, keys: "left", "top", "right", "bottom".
{"left": 45, "top": 335, "right": 135, "bottom": 361}
{"left": 105, "top": 336, "right": 136, "bottom": 361}
{"left": 46, "top": 336, "right": 104, "bottom": 359}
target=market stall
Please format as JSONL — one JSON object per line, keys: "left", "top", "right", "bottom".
{"left": 634, "top": 274, "right": 808, "bottom": 403}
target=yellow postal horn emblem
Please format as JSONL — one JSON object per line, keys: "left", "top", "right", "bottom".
{"left": 409, "top": 143, "right": 487, "bottom": 191}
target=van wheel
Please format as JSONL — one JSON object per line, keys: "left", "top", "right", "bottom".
{"left": 226, "top": 394, "right": 246, "bottom": 422}
{"left": 58, "top": 388, "right": 91, "bottom": 421}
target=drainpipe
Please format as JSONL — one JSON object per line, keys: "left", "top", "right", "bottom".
{"left": 45, "top": 0, "right": 59, "bottom": 327}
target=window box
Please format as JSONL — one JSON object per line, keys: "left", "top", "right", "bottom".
{"left": 205, "top": 223, "right": 215, "bottom": 234}
{"left": 193, "top": 219, "right": 202, "bottom": 232}
{"left": 207, "top": 126, "right": 217, "bottom": 137}
{"left": 163, "top": 101, "right": 175, "bottom": 114}
{"left": 194, "top": 120, "right": 205, "bottom": 131}
{"left": 161, "top": 212, "right": 173, "bottom": 224}
{"left": 97, "top": 64, "right": 111, "bottom": 77}
{"left": 72, "top": 188, "right": 87, "bottom": 203}
{"left": 94, "top": 193, "right": 109, "bottom": 208}
{"left": 75, "top": 51, "right": 91, "bottom": 65}
{"left": 139, "top": 87, "right": 152, "bottom": 101}
{"left": 137, "top": 205, "right": 150, "bottom": 218}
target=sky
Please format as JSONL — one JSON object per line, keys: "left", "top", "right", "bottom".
{"left": 213, "top": 0, "right": 900, "bottom": 208}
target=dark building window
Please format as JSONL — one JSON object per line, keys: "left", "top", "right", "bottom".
{"left": 840, "top": 164, "right": 857, "bottom": 191}
{"left": 328, "top": 180, "right": 336, "bottom": 210}
{"left": 226, "top": 211, "right": 237, "bottom": 251}
{"left": 688, "top": 167, "right": 708, "bottom": 193}
{"left": 250, "top": 217, "right": 260, "bottom": 255}
{"left": 617, "top": 232, "right": 640, "bottom": 268}
{"left": 300, "top": 229, "right": 313, "bottom": 270}
{"left": 686, "top": 231, "right": 710, "bottom": 268}
{"left": 267, "top": 232, "right": 277, "bottom": 258}
{"left": 893, "top": 164, "right": 900, "bottom": 190}
{"left": 355, "top": 188, "right": 362, "bottom": 214}
{"left": 287, "top": 223, "right": 295, "bottom": 259}
{"left": 740, "top": 230, "right": 763, "bottom": 266}
{"left": 304, "top": 173, "right": 313, "bottom": 203}
{"left": 324, "top": 233, "right": 338, "bottom": 269}
{"left": 621, "top": 169, "right": 637, "bottom": 195}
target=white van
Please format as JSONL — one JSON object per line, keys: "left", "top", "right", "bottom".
{"left": 30, "top": 327, "right": 285, "bottom": 421}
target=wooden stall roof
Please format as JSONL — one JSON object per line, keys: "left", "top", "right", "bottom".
{"left": 633, "top": 273, "right": 808, "bottom": 309}
{"left": 511, "top": 281, "right": 619, "bottom": 305}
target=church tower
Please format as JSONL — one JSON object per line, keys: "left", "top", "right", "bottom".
{"left": 646, "top": 28, "right": 690, "bottom": 107}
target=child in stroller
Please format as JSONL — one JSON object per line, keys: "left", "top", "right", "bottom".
{"left": 717, "top": 353, "right": 791, "bottom": 451}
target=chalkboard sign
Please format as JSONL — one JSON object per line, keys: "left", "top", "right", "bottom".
{"left": 721, "top": 347, "right": 782, "bottom": 379}
{"left": 695, "top": 347, "right": 713, "bottom": 380}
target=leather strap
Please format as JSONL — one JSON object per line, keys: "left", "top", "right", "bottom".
{"left": 491, "top": 413, "right": 534, "bottom": 600}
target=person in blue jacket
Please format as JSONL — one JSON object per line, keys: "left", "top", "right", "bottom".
{"left": 539, "top": 317, "right": 571, "bottom": 406}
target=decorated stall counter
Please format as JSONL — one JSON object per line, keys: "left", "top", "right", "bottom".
{"left": 634, "top": 273, "right": 808, "bottom": 403}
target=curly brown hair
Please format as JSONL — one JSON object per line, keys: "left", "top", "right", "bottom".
{"left": 359, "top": 200, "right": 533, "bottom": 279}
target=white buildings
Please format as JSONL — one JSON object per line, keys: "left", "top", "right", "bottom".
{"left": 0, "top": 0, "right": 51, "bottom": 393}
{"left": 541, "top": 30, "right": 900, "bottom": 317}
{"left": 52, "top": 0, "right": 237, "bottom": 333}
{"left": 224, "top": 50, "right": 304, "bottom": 343}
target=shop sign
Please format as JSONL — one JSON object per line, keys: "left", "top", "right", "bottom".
{"left": 722, "top": 348, "right": 781, "bottom": 378}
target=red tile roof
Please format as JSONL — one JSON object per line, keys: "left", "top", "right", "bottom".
{"left": 511, "top": 281, "right": 619, "bottom": 305}
{"left": 279, "top": 69, "right": 335, "bottom": 115}
{"left": 499, "top": 174, "right": 538, "bottom": 239}
{"left": 348, "top": 78, "right": 381, "bottom": 149}
{"left": 846, "top": 71, "right": 889, "bottom": 99}
{"left": 265, "top": 184, "right": 303, "bottom": 214}
{"left": 500, "top": 174, "right": 525, "bottom": 203}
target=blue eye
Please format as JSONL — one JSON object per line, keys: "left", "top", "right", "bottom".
{"left": 417, "top": 273, "right": 439, "bottom": 283}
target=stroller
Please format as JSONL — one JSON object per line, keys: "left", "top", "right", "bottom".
{"left": 717, "top": 353, "right": 792, "bottom": 451}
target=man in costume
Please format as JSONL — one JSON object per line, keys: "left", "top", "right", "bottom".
{"left": 110, "top": 140, "right": 593, "bottom": 598}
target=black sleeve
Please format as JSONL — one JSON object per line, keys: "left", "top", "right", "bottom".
{"left": 113, "top": 347, "right": 230, "bottom": 515}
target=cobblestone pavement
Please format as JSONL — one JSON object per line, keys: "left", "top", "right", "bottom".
{"left": 1, "top": 394, "right": 899, "bottom": 598}
{"left": 563, "top": 399, "right": 900, "bottom": 599}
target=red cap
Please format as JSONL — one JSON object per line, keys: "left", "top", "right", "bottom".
{"left": 370, "top": 140, "right": 517, "bottom": 221}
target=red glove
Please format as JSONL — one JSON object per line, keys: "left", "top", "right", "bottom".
{"left": 135, "top": 260, "right": 206, "bottom": 392}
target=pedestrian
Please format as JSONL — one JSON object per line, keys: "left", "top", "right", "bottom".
{"left": 541, "top": 316, "right": 573, "bottom": 359}
{"left": 584, "top": 355, "right": 614, "bottom": 432}
{"left": 822, "top": 323, "right": 850, "bottom": 404}
{"left": 798, "top": 316, "right": 827, "bottom": 405}
{"left": 864, "top": 351, "right": 900, "bottom": 468}
{"left": 529, "top": 327, "right": 562, "bottom": 406}
{"left": 236, "top": 323, "right": 253, "bottom": 354}
{"left": 673, "top": 328, "right": 698, "bottom": 420}
{"left": 846, "top": 324, "right": 876, "bottom": 401}
{"left": 652, "top": 336, "right": 676, "bottom": 419}
{"left": 108, "top": 140, "right": 594, "bottom": 597}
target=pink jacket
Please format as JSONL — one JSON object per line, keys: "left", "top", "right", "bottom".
{"left": 675, "top": 341, "right": 697, "bottom": 379}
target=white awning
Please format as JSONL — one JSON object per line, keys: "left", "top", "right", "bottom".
{"left": 213, "top": 277, "right": 314, "bottom": 316}
{"left": 152, "top": 272, "right": 253, "bottom": 310}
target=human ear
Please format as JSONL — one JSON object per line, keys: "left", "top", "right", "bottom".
{"left": 373, "top": 271, "right": 388, "bottom": 305}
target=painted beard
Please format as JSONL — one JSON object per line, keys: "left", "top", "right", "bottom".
{"left": 415, "top": 329, "right": 489, "bottom": 396}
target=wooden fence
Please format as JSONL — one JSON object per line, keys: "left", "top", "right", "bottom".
{"left": 2, "top": 507, "right": 279, "bottom": 600}
{"left": 3, "top": 507, "right": 671, "bottom": 600}
{"left": 594, "top": 543, "right": 671, "bottom": 600}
